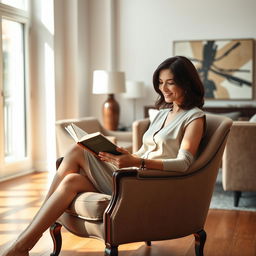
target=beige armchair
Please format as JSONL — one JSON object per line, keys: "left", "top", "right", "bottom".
{"left": 55, "top": 117, "right": 133, "bottom": 157}
{"left": 222, "top": 121, "right": 256, "bottom": 207}
{"left": 50, "top": 114, "right": 232, "bottom": 256}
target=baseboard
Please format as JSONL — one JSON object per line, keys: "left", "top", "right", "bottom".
{"left": 0, "top": 169, "right": 36, "bottom": 183}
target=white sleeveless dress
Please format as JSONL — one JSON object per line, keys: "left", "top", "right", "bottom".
{"left": 81, "top": 107, "right": 205, "bottom": 195}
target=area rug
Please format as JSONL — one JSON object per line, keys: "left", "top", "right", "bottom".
{"left": 210, "top": 171, "right": 256, "bottom": 212}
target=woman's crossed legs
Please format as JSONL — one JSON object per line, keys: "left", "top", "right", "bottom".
{"left": 2, "top": 145, "right": 97, "bottom": 256}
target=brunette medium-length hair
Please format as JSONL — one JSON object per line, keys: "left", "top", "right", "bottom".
{"left": 153, "top": 56, "right": 205, "bottom": 110}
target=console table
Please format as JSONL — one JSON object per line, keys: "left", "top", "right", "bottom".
{"left": 144, "top": 105, "right": 256, "bottom": 120}
{"left": 202, "top": 106, "right": 256, "bottom": 120}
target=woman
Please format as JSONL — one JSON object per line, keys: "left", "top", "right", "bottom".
{"left": 2, "top": 56, "right": 205, "bottom": 256}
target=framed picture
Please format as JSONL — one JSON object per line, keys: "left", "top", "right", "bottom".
{"left": 173, "top": 39, "right": 254, "bottom": 100}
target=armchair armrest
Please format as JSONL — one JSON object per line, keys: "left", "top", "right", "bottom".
{"left": 104, "top": 167, "right": 213, "bottom": 245}
{"left": 103, "top": 130, "right": 133, "bottom": 153}
{"left": 103, "top": 130, "right": 132, "bottom": 142}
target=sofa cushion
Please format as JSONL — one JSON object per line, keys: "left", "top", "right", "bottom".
{"left": 67, "top": 192, "right": 111, "bottom": 221}
{"left": 220, "top": 111, "right": 241, "bottom": 120}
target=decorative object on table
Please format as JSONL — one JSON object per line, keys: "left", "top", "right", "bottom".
{"left": 173, "top": 38, "right": 254, "bottom": 100}
{"left": 93, "top": 70, "right": 126, "bottom": 130}
{"left": 123, "top": 81, "right": 144, "bottom": 121}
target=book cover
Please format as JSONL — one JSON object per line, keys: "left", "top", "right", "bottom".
{"left": 65, "top": 123, "right": 121, "bottom": 157}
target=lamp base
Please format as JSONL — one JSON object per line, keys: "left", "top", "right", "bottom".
{"left": 103, "top": 94, "right": 120, "bottom": 130}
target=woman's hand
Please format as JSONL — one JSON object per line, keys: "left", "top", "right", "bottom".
{"left": 98, "top": 147, "right": 140, "bottom": 168}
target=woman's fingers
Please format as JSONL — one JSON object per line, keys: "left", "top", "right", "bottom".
{"left": 98, "top": 149, "right": 132, "bottom": 168}
{"left": 116, "top": 147, "right": 129, "bottom": 154}
{"left": 98, "top": 152, "right": 117, "bottom": 163}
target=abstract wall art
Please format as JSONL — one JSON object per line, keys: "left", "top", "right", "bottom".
{"left": 173, "top": 39, "right": 254, "bottom": 100}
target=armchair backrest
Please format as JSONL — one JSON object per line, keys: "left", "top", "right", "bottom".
{"left": 188, "top": 114, "right": 233, "bottom": 172}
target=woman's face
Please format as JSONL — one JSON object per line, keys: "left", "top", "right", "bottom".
{"left": 159, "top": 69, "right": 184, "bottom": 105}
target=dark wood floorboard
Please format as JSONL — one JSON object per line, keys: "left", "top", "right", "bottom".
{"left": 0, "top": 172, "right": 256, "bottom": 256}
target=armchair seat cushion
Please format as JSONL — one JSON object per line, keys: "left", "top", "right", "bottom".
{"left": 67, "top": 192, "right": 111, "bottom": 221}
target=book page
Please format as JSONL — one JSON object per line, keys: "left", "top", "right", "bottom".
{"left": 65, "top": 125, "right": 79, "bottom": 142}
{"left": 70, "top": 123, "right": 88, "bottom": 140}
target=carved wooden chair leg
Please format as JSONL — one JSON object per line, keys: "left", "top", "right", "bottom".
{"left": 105, "top": 244, "right": 118, "bottom": 256}
{"left": 194, "top": 229, "right": 207, "bottom": 256}
{"left": 50, "top": 222, "right": 63, "bottom": 256}
{"left": 145, "top": 241, "right": 151, "bottom": 246}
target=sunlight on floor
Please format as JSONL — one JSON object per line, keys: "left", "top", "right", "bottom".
{"left": 3, "top": 207, "right": 39, "bottom": 220}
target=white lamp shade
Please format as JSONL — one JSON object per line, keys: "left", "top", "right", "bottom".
{"left": 124, "top": 81, "right": 144, "bottom": 99}
{"left": 92, "top": 70, "right": 126, "bottom": 94}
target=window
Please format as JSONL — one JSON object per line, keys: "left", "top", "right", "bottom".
{"left": 2, "top": 19, "right": 26, "bottom": 163}
{"left": 0, "top": 1, "right": 30, "bottom": 179}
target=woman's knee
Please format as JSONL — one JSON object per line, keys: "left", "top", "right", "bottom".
{"left": 59, "top": 173, "right": 96, "bottom": 193}
{"left": 58, "top": 173, "right": 81, "bottom": 191}
{"left": 57, "top": 144, "right": 84, "bottom": 174}
{"left": 65, "top": 144, "right": 83, "bottom": 159}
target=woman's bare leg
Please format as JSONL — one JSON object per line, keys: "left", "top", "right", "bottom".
{"left": 2, "top": 172, "right": 97, "bottom": 256}
{"left": 2, "top": 145, "right": 98, "bottom": 256}
{"left": 43, "top": 144, "right": 92, "bottom": 202}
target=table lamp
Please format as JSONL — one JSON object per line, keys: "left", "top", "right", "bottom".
{"left": 93, "top": 70, "right": 126, "bottom": 130}
{"left": 124, "top": 81, "right": 144, "bottom": 121}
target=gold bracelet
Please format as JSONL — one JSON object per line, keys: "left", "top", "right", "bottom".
{"left": 140, "top": 158, "right": 146, "bottom": 170}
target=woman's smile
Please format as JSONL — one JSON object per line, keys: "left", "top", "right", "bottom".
{"left": 159, "top": 69, "right": 184, "bottom": 104}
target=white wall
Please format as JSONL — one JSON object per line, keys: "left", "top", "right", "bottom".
{"left": 54, "top": 0, "right": 115, "bottom": 122}
{"left": 88, "top": 0, "right": 120, "bottom": 123}
{"left": 54, "top": 0, "right": 256, "bottom": 128}
{"left": 55, "top": 0, "right": 91, "bottom": 120}
{"left": 116, "top": 0, "right": 256, "bottom": 127}
{"left": 30, "top": 0, "right": 56, "bottom": 171}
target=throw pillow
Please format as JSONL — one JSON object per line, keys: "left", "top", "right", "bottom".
{"left": 249, "top": 113, "right": 256, "bottom": 122}
{"left": 148, "top": 108, "right": 159, "bottom": 122}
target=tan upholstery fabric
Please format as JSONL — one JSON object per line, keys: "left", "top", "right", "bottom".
{"left": 222, "top": 121, "right": 256, "bottom": 191}
{"left": 67, "top": 192, "right": 111, "bottom": 221}
{"left": 55, "top": 117, "right": 132, "bottom": 157}
{"left": 58, "top": 212, "right": 105, "bottom": 239}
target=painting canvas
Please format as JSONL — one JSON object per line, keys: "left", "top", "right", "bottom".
{"left": 173, "top": 39, "right": 254, "bottom": 99}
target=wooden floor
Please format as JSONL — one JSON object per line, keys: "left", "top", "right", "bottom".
{"left": 0, "top": 172, "right": 256, "bottom": 256}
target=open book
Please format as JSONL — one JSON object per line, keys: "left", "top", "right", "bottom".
{"left": 65, "top": 123, "right": 122, "bottom": 157}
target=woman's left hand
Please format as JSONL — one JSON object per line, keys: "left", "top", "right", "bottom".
{"left": 98, "top": 147, "right": 140, "bottom": 168}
